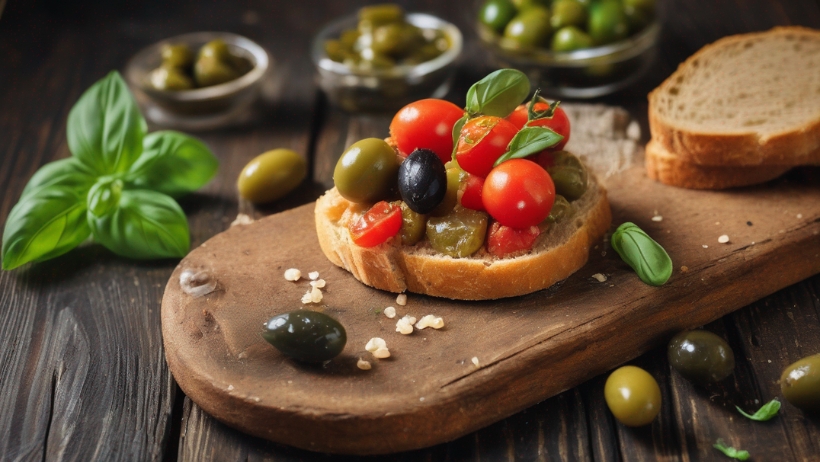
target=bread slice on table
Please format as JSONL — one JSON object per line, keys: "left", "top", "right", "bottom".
{"left": 315, "top": 174, "right": 611, "bottom": 301}
{"left": 648, "top": 26, "right": 820, "bottom": 167}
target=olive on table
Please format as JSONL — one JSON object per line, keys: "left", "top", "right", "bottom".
{"left": 149, "top": 65, "right": 195, "bottom": 91}
{"left": 551, "top": 25, "right": 594, "bottom": 52}
{"left": 546, "top": 151, "right": 588, "bottom": 201}
{"left": 263, "top": 310, "right": 347, "bottom": 363}
{"left": 479, "top": 0, "right": 517, "bottom": 33}
{"left": 604, "top": 365, "right": 662, "bottom": 426}
{"left": 667, "top": 330, "right": 735, "bottom": 385}
{"left": 161, "top": 43, "right": 194, "bottom": 68}
{"left": 237, "top": 149, "right": 307, "bottom": 204}
{"left": 503, "top": 7, "right": 553, "bottom": 49}
{"left": 587, "top": 1, "right": 629, "bottom": 45}
{"left": 333, "top": 138, "right": 400, "bottom": 204}
{"left": 398, "top": 148, "right": 447, "bottom": 214}
{"left": 426, "top": 207, "right": 488, "bottom": 258}
{"left": 780, "top": 353, "right": 820, "bottom": 412}
{"left": 550, "top": 0, "right": 588, "bottom": 30}
{"left": 397, "top": 201, "right": 427, "bottom": 245}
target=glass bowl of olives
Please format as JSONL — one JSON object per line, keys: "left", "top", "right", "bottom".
{"left": 125, "top": 31, "right": 270, "bottom": 130}
{"left": 312, "top": 5, "right": 463, "bottom": 113}
{"left": 475, "top": 0, "right": 660, "bottom": 98}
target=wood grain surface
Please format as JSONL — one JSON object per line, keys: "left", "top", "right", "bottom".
{"left": 1, "top": 0, "right": 819, "bottom": 460}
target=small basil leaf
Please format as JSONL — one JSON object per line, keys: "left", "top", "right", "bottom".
{"left": 465, "top": 69, "right": 530, "bottom": 118}
{"left": 87, "top": 179, "right": 123, "bottom": 218}
{"left": 67, "top": 71, "right": 146, "bottom": 175}
{"left": 20, "top": 157, "right": 97, "bottom": 201}
{"left": 713, "top": 439, "right": 750, "bottom": 461}
{"left": 450, "top": 114, "right": 469, "bottom": 160}
{"left": 2, "top": 185, "right": 90, "bottom": 270}
{"left": 494, "top": 126, "right": 563, "bottom": 167}
{"left": 88, "top": 190, "right": 189, "bottom": 259}
{"left": 736, "top": 399, "right": 780, "bottom": 421}
{"left": 126, "top": 131, "right": 218, "bottom": 198}
{"left": 611, "top": 222, "right": 673, "bottom": 286}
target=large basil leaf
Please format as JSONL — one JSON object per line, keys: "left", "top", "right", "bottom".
{"left": 20, "top": 157, "right": 97, "bottom": 200}
{"left": 88, "top": 190, "right": 189, "bottom": 259}
{"left": 494, "top": 126, "right": 564, "bottom": 167}
{"left": 87, "top": 179, "right": 123, "bottom": 218}
{"left": 2, "top": 186, "right": 90, "bottom": 270}
{"left": 67, "top": 71, "right": 146, "bottom": 175}
{"left": 126, "top": 131, "right": 218, "bottom": 198}
{"left": 611, "top": 222, "right": 672, "bottom": 286}
{"left": 465, "top": 69, "right": 530, "bottom": 118}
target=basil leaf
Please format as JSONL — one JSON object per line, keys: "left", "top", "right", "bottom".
{"left": 67, "top": 71, "right": 146, "bottom": 175}
{"left": 713, "top": 439, "right": 750, "bottom": 460}
{"left": 87, "top": 179, "right": 123, "bottom": 218}
{"left": 494, "top": 126, "right": 563, "bottom": 167}
{"left": 126, "top": 131, "right": 218, "bottom": 198}
{"left": 88, "top": 190, "right": 189, "bottom": 259}
{"left": 736, "top": 399, "right": 780, "bottom": 421}
{"left": 465, "top": 69, "right": 530, "bottom": 118}
{"left": 20, "top": 157, "right": 97, "bottom": 201}
{"left": 2, "top": 185, "right": 90, "bottom": 270}
{"left": 611, "top": 222, "right": 672, "bottom": 286}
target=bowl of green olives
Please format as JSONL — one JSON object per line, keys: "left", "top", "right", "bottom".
{"left": 125, "top": 31, "right": 270, "bottom": 129}
{"left": 312, "top": 4, "right": 462, "bottom": 113}
{"left": 475, "top": 0, "right": 660, "bottom": 98}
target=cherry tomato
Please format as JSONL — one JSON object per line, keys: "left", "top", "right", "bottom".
{"left": 482, "top": 159, "right": 555, "bottom": 228}
{"left": 487, "top": 221, "right": 541, "bottom": 257}
{"left": 455, "top": 116, "right": 518, "bottom": 178}
{"left": 349, "top": 201, "right": 402, "bottom": 247}
{"left": 459, "top": 173, "right": 485, "bottom": 211}
{"left": 507, "top": 102, "right": 571, "bottom": 151}
{"left": 390, "top": 99, "right": 464, "bottom": 163}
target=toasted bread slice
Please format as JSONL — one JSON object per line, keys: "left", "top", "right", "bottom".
{"left": 315, "top": 174, "right": 611, "bottom": 300}
{"left": 645, "top": 140, "right": 791, "bottom": 189}
{"left": 649, "top": 26, "right": 820, "bottom": 167}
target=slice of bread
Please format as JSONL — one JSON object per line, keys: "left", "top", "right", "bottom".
{"left": 645, "top": 140, "right": 792, "bottom": 189}
{"left": 315, "top": 174, "right": 611, "bottom": 300}
{"left": 648, "top": 26, "right": 820, "bottom": 167}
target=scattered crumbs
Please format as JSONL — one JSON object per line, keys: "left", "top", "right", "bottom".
{"left": 681, "top": 265, "right": 689, "bottom": 273}
{"left": 384, "top": 306, "right": 397, "bottom": 318}
{"left": 626, "top": 120, "right": 641, "bottom": 140}
{"left": 227, "top": 384, "right": 234, "bottom": 391}
{"left": 415, "top": 314, "right": 444, "bottom": 330}
{"left": 419, "top": 396, "right": 425, "bottom": 402}
{"left": 301, "top": 286, "right": 323, "bottom": 304}
{"left": 768, "top": 360, "right": 772, "bottom": 363}
{"left": 357, "top": 358, "right": 372, "bottom": 370}
{"left": 747, "top": 221, "right": 753, "bottom": 226}
{"left": 237, "top": 351, "right": 248, "bottom": 359}
{"left": 718, "top": 235, "right": 730, "bottom": 244}
{"left": 396, "top": 293, "right": 407, "bottom": 306}
{"left": 308, "top": 271, "right": 319, "bottom": 280}
{"left": 592, "top": 273, "right": 607, "bottom": 283}
{"left": 715, "top": 221, "right": 720, "bottom": 225}
{"left": 366, "top": 338, "right": 390, "bottom": 358}
{"left": 253, "top": 397, "right": 261, "bottom": 403}
{"left": 652, "top": 215, "right": 663, "bottom": 222}
{"left": 288, "top": 380, "right": 292, "bottom": 384}
{"left": 231, "top": 213, "right": 254, "bottom": 227}
{"left": 471, "top": 357, "right": 480, "bottom": 367}
{"left": 751, "top": 241, "right": 755, "bottom": 245}
{"left": 702, "top": 245, "right": 709, "bottom": 249}
{"left": 609, "top": 284, "right": 614, "bottom": 288}
{"left": 779, "top": 229, "right": 785, "bottom": 234}
{"left": 396, "top": 315, "right": 416, "bottom": 335}
{"left": 310, "top": 279, "right": 326, "bottom": 289}
{"left": 797, "top": 213, "right": 803, "bottom": 219}
{"left": 284, "top": 268, "right": 301, "bottom": 281}
{"left": 755, "top": 399, "right": 760, "bottom": 404}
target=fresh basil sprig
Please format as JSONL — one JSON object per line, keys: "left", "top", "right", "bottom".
{"left": 2, "top": 71, "right": 217, "bottom": 270}
{"left": 736, "top": 399, "right": 781, "bottom": 421}
{"left": 713, "top": 439, "right": 750, "bottom": 461}
{"left": 610, "top": 222, "right": 673, "bottom": 286}
{"left": 465, "top": 69, "right": 530, "bottom": 118}
{"left": 493, "top": 126, "right": 563, "bottom": 167}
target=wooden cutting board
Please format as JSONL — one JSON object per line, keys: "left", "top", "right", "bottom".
{"left": 161, "top": 165, "right": 820, "bottom": 455}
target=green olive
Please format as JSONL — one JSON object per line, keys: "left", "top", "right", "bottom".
{"left": 397, "top": 201, "right": 427, "bottom": 245}
{"left": 604, "top": 365, "right": 662, "bottom": 426}
{"left": 623, "top": 4, "right": 652, "bottom": 34}
{"left": 426, "top": 207, "right": 488, "bottom": 258}
{"left": 551, "top": 26, "right": 594, "bottom": 52}
{"left": 623, "top": 0, "right": 656, "bottom": 14}
{"left": 263, "top": 310, "right": 347, "bottom": 363}
{"left": 546, "top": 151, "right": 588, "bottom": 201}
{"left": 194, "top": 56, "right": 240, "bottom": 87}
{"left": 372, "top": 24, "right": 424, "bottom": 57}
{"left": 431, "top": 165, "right": 465, "bottom": 216}
{"left": 479, "top": 0, "right": 517, "bottom": 33}
{"left": 359, "top": 4, "right": 404, "bottom": 27}
{"left": 587, "top": 1, "right": 629, "bottom": 45}
{"left": 511, "top": 0, "right": 549, "bottom": 10}
{"left": 550, "top": 0, "right": 587, "bottom": 30}
{"left": 333, "top": 138, "right": 399, "bottom": 204}
{"left": 198, "top": 39, "right": 231, "bottom": 62}
{"left": 237, "top": 149, "right": 307, "bottom": 204}
{"left": 780, "top": 353, "right": 820, "bottom": 412}
{"left": 503, "top": 7, "right": 552, "bottom": 49}
{"left": 547, "top": 195, "right": 573, "bottom": 223}
{"left": 149, "top": 65, "right": 195, "bottom": 91}
{"left": 161, "top": 43, "right": 194, "bottom": 68}
{"left": 668, "top": 330, "right": 735, "bottom": 385}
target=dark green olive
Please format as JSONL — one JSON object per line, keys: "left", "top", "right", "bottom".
{"left": 263, "top": 310, "right": 346, "bottom": 363}
{"left": 604, "top": 365, "right": 661, "bottom": 426}
{"left": 237, "top": 149, "right": 307, "bottom": 204}
{"left": 547, "top": 195, "right": 573, "bottom": 223}
{"left": 668, "top": 330, "right": 735, "bottom": 385}
{"left": 780, "top": 353, "right": 820, "bottom": 412}
{"left": 373, "top": 24, "right": 425, "bottom": 57}
{"left": 199, "top": 39, "right": 231, "bottom": 62}
{"left": 550, "top": 0, "right": 587, "bottom": 30}
{"left": 397, "top": 201, "right": 427, "bottom": 245}
{"left": 333, "top": 138, "right": 399, "bottom": 204}
{"left": 546, "top": 151, "right": 588, "bottom": 201}
{"left": 503, "top": 7, "right": 552, "bottom": 49}
{"left": 479, "top": 0, "right": 517, "bottom": 33}
{"left": 194, "top": 56, "right": 240, "bottom": 87}
{"left": 149, "top": 65, "right": 195, "bottom": 91}
{"left": 426, "top": 207, "right": 488, "bottom": 258}
{"left": 551, "top": 26, "right": 594, "bottom": 52}
{"left": 587, "top": 1, "right": 629, "bottom": 45}
{"left": 161, "top": 43, "right": 194, "bottom": 68}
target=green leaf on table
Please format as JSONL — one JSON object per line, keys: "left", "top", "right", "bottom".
{"left": 465, "top": 69, "right": 530, "bottom": 118}
{"left": 88, "top": 189, "right": 190, "bottom": 260}
{"left": 2, "top": 186, "right": 91, "bottom": 270}
{"left": 126, "top": 131, "right": 218, "bottom": 198}
{"left": 736, "top": 399, "right": 781, "bottom": 421}
{"left": 20, "top": 157, "right": 97, "bottom": 201}
{"left": 610, "top": 222, "right": 673, "bottom": 286}
{"left": 713, "top": 439, "right": 750, "bottom": 460}
{"left": 67, "top": 71, "right": 146, "bottom": 175}
{"left": 494, "top": 126, "right": 563, "bottom": 167}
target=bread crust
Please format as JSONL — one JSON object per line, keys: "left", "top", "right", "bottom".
{"left": 315, "top": 176, "right": 611, "bottom": 300}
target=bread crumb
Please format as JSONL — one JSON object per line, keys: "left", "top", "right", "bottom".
{"left": 308, "top": 271, "right": 319, "bottom": 280}
{"left": 797, "top": 213, "right": 803, "bottom": 219}
{"left": 651, "top": 215, "right": 663, "bottom": 222}
{"left": 365, "top": 337, "right": 388, "bottom": 358}
{"left": 384, "top": 306, "right": 397, "bottom": 318}
{"left": 230, "top": 213, "right": 253, "bottom": 227}
{"left": 396, "top": 315, "right": 416, "bottom": 335}
{"left": 396, "top": 293, "right": 407, "bottom": 306}
{"left": 718, "top": 235, "right": 730, "bottom": 244}
{"left": 373, "top": 348, "right": 390, "bottom": 359}
{"left": 702, "top": 245, "right": 709, "bottom": 249}
{"left": 681, "top": 266, "right": 689, "bottom": 273}
{"left": 302, "top": 286, "right": 323, "bottom": 304}
{"left": 415, "top": 314, "right": 444, "bottom": 330}
{"left": 591, "top": 273, "right": 607, "bottom": 283}
{"left": 310, "top": 279, "right": 326, "bottom": 289}
{"left": 357, "top": 358, "right": 372, "bottom": 370}
{"left": 626, "top": 121, "right": 641, "bottom": 140}
{"left": 284, "top": 268, "right": 301, "bottom": 281}
{"left": 471, "top": 357, "right": 480, "bottom": 367}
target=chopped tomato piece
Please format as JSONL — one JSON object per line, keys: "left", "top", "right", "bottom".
{"left": 349, "top": 201, "right": 402, "bottom": 247}
{"left": 487, "top": 221, "right": 541, "bottom": 257}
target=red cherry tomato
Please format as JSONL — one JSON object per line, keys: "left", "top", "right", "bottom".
{"left": 459, "top": 173, "right": 485, "bottom": 211}
{"left": 487, "top": 221, "right": 541, "bottom": 257}
{"left": 455, "top": 116, "right": 518, "bottom": 178}
{"left": 482, "top": 159, "right": 555, "bottom": 228}
{"left": 349, "top": 201, "right": 402, "bottom": 247}
{"left": 507, "top": 102, "right": 570, "bottom": 151}
{"left": 390, "top": 99, "right": 464, "bottom": 163}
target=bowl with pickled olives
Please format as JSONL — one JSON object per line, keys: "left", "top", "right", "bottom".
{"left": 476, "top": 0, "right": 660, "bottom": 98}
{"left": 125, "top": 31, "right": 269, "bottom": 129}
{"left": 312, "top": 4, "right": 462, "bottom": 113}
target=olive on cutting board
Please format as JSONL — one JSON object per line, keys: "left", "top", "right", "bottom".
{"left": 262, "top": 310, "right": 347, "bottom": 363}
{"left": 604, "top": 365, "right": 662, "bottom": 426}
{"left": 667, "top": 330, "right": 735, "bottom": 385}
{"left": 780, "top": 353, "right": 820, "bottom": 412}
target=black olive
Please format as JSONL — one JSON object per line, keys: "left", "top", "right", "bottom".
{"left": 262, "top": 310, "right": 347, "bottom": 363}
{"left": 668, "top": 330, "right": 735, "bottom": 385}
{"left": 398, "top": 149, "right": 447, "bottom": 214}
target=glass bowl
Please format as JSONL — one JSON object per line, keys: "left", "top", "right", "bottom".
{"left": 125, "top": 31, "right": 270, "bottom": 130}
{"left": 476, "top": 18, "right": 660, "bottom": 98}
{"left": 312, "top": 13, "right": 463, "bottom": 113}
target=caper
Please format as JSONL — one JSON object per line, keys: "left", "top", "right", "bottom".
{"left": 237, "top": 149, "right": 307, "bottom": 204}
{"left": 668, "top": 330, "right": 735, "bottom": 385}
{"left": 551, "top": 25, "right": 595, "bottom": 52}
{"left": 426, "top": 207, "right": 488, "bottom": 258}
{"left": 479, "top": 0, "right": 517, "bottom": 33}
{"left": 604, "top": 365, "right": 661, "bottom": 426}
{"left": 550, "top": 0, "right": 588, "bottom": 30}
{"left": 161, "top": 43, "right": 194, "bottom": 68}
{"left": 149, "top": 65, "right": 195, "bottom": 91}
{"left": 397, "top": 201, "right": 427, "bottom": 245}
{"left": 503, "top": 7, "right": 552, "bottom": 49}
{"left": 333, "top": 138, "right": 400, "bottom": 204}
{"left": 262, "top": 310, "right": 346, "bottom": 363}
{"left": 780, "top": 353, "right": 820, "bottom": 412}
{"left": 194, "top": 56, "right": 240, "bottom": 87}
{"left": 546, "top": 151, "right": 588, "bottom": 201}
{"left": 587, "top": 1, "right": 629, "bottom": 45}
{"left": 399, "top": 149, "right": 447, "bottom": 214}
{"left": 198, "top": 39, "right": 232, "bottom": 62}
{"left": 547, "top": 195, "right": 573, "bottom": 223}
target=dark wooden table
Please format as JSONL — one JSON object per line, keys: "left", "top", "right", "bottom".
{"left": 2, "top": 0, "right": 819, "bottom": 460}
